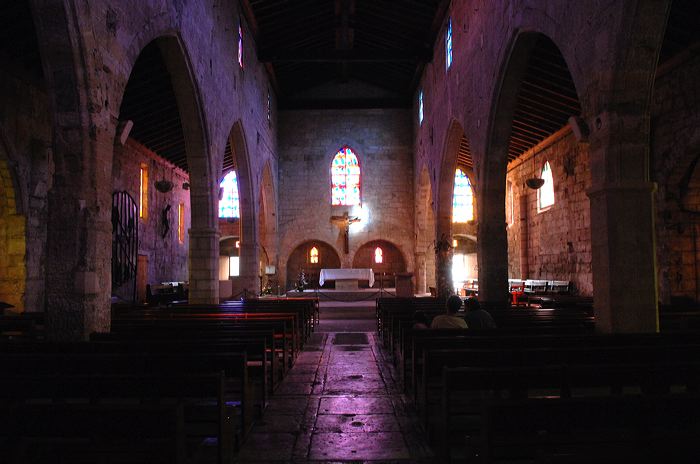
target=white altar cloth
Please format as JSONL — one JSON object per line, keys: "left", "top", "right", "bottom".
{"left": 319, "top": 268, "right": 375, "bottom": 287}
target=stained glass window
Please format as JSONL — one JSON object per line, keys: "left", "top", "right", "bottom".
{"left": 445, "top": 18, "right": 453, "bottom": 70}
{"left": 538, "top": 161, "right": 555, "bottom": 210}
{"left": 219, "top": 171, "right": 240, "bottom": 218}
{"left": 238, "top": 21, "right": 243, "bottom": 68}
{"left": 309, "top": 247, "right": 319, "bottom": 264}
{"left": 452, "top": 168, "right": 474, "bottom": 223}
{"left": 374, "top": 247, "right": 383, "bottom": 264}
{"left": 331, "top": 146, "right": 361, "bottom": 206}
{"left": 418, "top": 90, "right": 424, "bottom": 125}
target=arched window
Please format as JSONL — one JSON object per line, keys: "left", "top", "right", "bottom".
{"left": 374, "top": 247, "right": 383, "bottom": 264}
{"left": 218, "top": 171, "right": 240, "bottom": 218}
{"left": 331, "top": 146, "right": 361, "bottom": 206}
{"left": 538, "top": 161, "right": 555, "bottom": 210}
{"left": 238, "top": 20, "right": 243, "bottom": 68}
{"left": 309, "top": 247, "right": 319, "bottom": 264}
{"left": 452, "top": 168, "right": 474, "bottom": 222}
{"left": 418, "top": 90, "right": 424, "bottom": 125}
{"left": 445, "top": 18, "right": 453, "bottom": 70}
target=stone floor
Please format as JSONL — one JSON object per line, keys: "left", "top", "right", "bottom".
{"left": 236, "top": 324, "right": 435, "bottom": 463}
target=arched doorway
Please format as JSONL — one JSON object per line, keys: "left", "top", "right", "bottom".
{"left": 352, "top": 240, "right": 406, "bottom": 288}
{"left": 286, "top": 241, "right": 340, "bottom": 290}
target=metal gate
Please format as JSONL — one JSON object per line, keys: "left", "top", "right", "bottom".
{"left": 112, "top": 191, "right": 138, "bottom": 302}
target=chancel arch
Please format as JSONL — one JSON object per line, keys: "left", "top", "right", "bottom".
{"left": 286, "top": 240, "right": 340, "bottom": 290}
{"left": 352, "top": 240, "right": 407, "bottom": 288}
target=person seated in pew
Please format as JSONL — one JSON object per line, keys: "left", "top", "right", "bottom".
{"left": 430, "top": 295, "right": 468, "bottom": 329}
{"left": 413, "top": 311, "right": 429, "bottom": 329}
{"left": 464, "top": 297, "right": 497, "bottom": 330}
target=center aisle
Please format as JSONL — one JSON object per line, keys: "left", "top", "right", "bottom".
{"left": 236, "top": 328, "right": 435, "bottom": 462}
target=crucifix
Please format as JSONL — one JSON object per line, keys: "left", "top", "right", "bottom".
{"left": 331, "top": 211, "right": 361, "bottom": 254}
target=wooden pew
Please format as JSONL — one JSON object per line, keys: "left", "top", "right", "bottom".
{"left": 112, "top": 314, "right": 297, "bottom": 369}
{"left": 470, "top": 394, "right": 700, "bottom": 463}
{"left": 0, "top": 351, "right": 251, "bottom": 462}
{"left": 443, "top": 363, "right": 700, "bottom": 463}
{"left": 1, "top": 395, "right": 186, "bottom": 463}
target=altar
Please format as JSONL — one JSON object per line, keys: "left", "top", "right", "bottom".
{"left": 319, "top": 268, "right": 375, "bottom": 289}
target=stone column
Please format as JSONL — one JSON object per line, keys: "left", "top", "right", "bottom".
{"left": 435, "top": 241, "right": 453, "bottom": 298}
{"left": 415, "top": 251, "right": 426, "bottom": 294}
{"left": 188, "top": 227, "right": 220, "bottom": 304}
{"left": 588, "top": 183, "right": 658, "bottom": 332}
{"left": 587, "top": 110, "right": 659, "bottom": 333}
{"left": 239, "top": 240, "right": 261, "bottom": 296}
{"left": 476, "top": 175, "right": 510, "bottom": 310}
{"left": 45, "top": 122, "right": 113, "bottom": 340}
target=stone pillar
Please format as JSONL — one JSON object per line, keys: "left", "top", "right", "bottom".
{"left": 435, "top": 242, "right": 453, "bottom": 298}
{"left": 415, "top": 251, "right": 426, "bottom": 294}
{"left": 588, "top": 183, "right": 658, "bottom": 332}
{"left": 519, "top": 192, "right": 529, "bottom": 279}
{"left": 45, "top": 125, "right": 113, "bottom": 340}
{"left": 587, "top": 107, "right": 660, "bottom": 333}
{"left": 477, "top": 178, "right": 510, "bottom": 310}
{"left": 239, "top": 240, "right": 261, "bottom": 296}
{"left": 188, "top": 227, "right": 220, "bottom": 304}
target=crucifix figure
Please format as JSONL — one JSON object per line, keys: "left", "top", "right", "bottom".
{"left": 331, "top": 211, "right": 361, "bottom": 254}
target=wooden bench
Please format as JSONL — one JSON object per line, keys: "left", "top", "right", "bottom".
{"left": 443, "top": 363, "right": 700, "bottom": 462}
{"left": 0, "top": 360, "right": 243, "bottom": 464}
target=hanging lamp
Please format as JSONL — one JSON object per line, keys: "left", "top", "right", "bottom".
{"left": 525, "top": 151, "right": 544, "bottom": 190}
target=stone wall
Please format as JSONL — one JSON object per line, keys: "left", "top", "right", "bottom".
{"left": 505, "top": 129, "right": 592, "bottom": 296}
{"left": 652, "top": 53, "right": 700, "bottom": 305}
{"left": 112, "top": 139, "right": 190, "bottom": 300}
{"left": 0, "top": 68, "right": 52, "bottom": 312}
{"left": 278, "top": 108, "right": 414, "bottom": 291}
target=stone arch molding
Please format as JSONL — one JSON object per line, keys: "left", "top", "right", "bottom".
{"left": 225, "top": 120, "right": 259, "bottom": 293}
{"left": 114, "top": 35, "right": 216, "bottom": 304}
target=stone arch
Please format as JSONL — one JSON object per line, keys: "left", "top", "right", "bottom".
{"left": 258, "top": 161, "right": 277, "bottom": 290}
{"left": 226, "top": 120, "right": 258, "bottom": 294}
{"left": 415, "top": 165, "right": 436, "bottom": 294}
{"left": 435, "top": 120, "right": 476, "bottom": 297}
{"left": 115, "top": 35, "right": 215, "bottom": 304}
{"left": 481, "top": 31, "right": 583, "bottom": 308}
{"left": 352, "top": 240, "right": 407, "bottom": 288}
{"left": 286, "top": 240, "right": 341, "bottom": 290}
{"left": 0, "top": 131, "right": 26, "bottom": 311}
